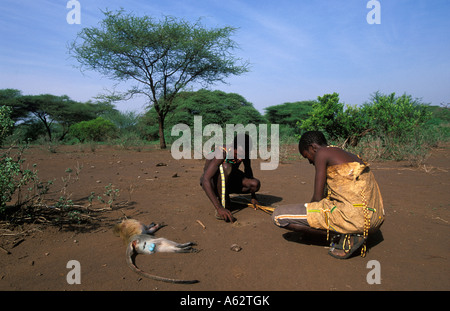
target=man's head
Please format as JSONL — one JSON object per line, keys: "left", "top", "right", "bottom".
{"left": 298, "top": 131, "right": 328, "bottom": 164}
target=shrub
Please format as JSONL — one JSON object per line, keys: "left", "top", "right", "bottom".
{"left": 297, "top": 92, "right": 437, "bottom": 164}
{"left": 0, "top": 106, "right": 38, "bottom": 213}
{"left": 361, "top": 92, "right": 431, "bottom": 141}
{"left": 299, "top": 93, "right": 346, "bottom": 139}
{"left": 0, "top": 106, "right": 14, "bottom": 146}
{"left": 69, "top": 117, "right": 118, "bottom": 142}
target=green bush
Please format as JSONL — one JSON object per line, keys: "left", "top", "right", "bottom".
{"left": 0, "top": 106, "right": 38, "bottom": 213}
{"left": 361, "top": 92, "right": 431, "bottom": 140}
{"left": 297, "top": 92, "right": 439, "bottom": 164}
{"left": 0, "top": 106, "right": 14, "bottom": 146}
{"left": 299, "top": 93, "right": 346, "bottom": 139}
{"left": 299, "top": 92, "right": 432, "bottom": 142}
{"left": 69, "top": 117, "right": 118, "bottom": 142}
{"left": 0, "top": 154, "right": 38, "bottom": 213}
{"left": 5, "top": 120, "right": 47, "bottom": 144}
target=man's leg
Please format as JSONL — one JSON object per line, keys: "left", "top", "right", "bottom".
{"left": 227, "top": 169, "right": 260, "bottom": 196}
{"left": 241, "top": 177, "right": 261, "bottom": 194}
{"left": 273, "top": 204, "right": 363, "bottom": 259}
{"left": 272, "top": 203, "right": 326, "bottom": 236}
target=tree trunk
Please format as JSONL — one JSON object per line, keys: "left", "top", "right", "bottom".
{"left": 41, "top": 119, "right": 52, "bottom": 141}
{"left": 158, "top": 114, "right": 167, "bottom": 149}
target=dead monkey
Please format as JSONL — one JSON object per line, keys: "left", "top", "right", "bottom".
{"left": 113, "top": 219, "right": 199, "bottom": 284}
{"left": 126, "top": 234, "right": 199, "bottom": 284}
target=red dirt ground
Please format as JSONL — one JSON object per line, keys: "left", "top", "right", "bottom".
{"left": 0, "top": 144, "right": 449, "bottom": 292}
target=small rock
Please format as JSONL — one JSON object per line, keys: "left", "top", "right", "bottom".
{"left": 230, "top": 244, "right": 242, "bottom": 252}
{"left": 172, "top": 173, "right": 179, "bottom": 178}
{"left": 156, "top": 162, "right": 167, "bottom": 167}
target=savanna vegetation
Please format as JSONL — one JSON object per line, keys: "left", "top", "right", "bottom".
{"left": 298, "top": 92, "right": 449, "bottom": 165}
{"left": 1, "top": 87, "right": 449, "bottom": 158}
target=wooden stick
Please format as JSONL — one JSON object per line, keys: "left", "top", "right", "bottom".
{"left": 196, "top": 220, "right": 206, "bottom": 229}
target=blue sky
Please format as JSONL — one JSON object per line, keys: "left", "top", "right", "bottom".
{"left": 1, "top": 0, "right": 449, "bottom": 113}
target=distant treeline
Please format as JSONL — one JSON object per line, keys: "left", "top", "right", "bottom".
{"left": 1, "top": 88, "right": 448, "bottom": 163}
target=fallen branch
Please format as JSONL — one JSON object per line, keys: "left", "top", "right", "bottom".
{"left": 196, "top": 219, "right": 206, "bottom": 229}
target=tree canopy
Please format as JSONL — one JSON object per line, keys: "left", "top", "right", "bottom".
{"left": 139, "top": 89, "right": 265, "bottom": 142}
{"left": 264, "top": 100, "right": 315, "bottom": 128}
{"left": 69, "top": 9, "right": 249, "bottom": 148}
{"left": 0, "top": 89, "right": 116, "bottom": 141}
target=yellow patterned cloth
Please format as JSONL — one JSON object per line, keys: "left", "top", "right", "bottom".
{"left": 306, "top": 162, "right": 384, "bottom": 234}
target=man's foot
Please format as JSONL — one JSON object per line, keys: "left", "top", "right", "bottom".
{"left": 328, "top": 234, "right": 365, "bottom": 259}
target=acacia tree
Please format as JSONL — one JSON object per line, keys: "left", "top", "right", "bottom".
{"left": 69, "top": 9, "right": 249, "bottom": 148}
{"left": 12, "top": 94, "right": 101, "bottom": 141}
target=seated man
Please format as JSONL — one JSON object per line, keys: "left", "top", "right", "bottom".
{"left": 200, "top": 134, "right": 260, "bottom": 222}
{"left": 272, "top": 131, "right": 384, "bottom": 259}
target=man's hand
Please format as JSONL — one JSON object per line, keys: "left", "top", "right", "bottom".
{"left": 250, "top": 197, "right": 259, "bottom": 210}
{"left": 216, "top": 206, "right": 236, "bottom": 222}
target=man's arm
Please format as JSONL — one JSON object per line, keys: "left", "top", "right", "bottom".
{"left": 243, "top": 159, "right": 254, "bottom": 179}
{"left": 201, "top": 157, "right": 235, "bottom": 222}
{"left": 311, "top": 149, "right": 327, "bottom": 202}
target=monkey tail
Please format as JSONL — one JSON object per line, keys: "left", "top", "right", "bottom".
{"left": 125, "top": 242, "right": 199, "bottom": 284}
